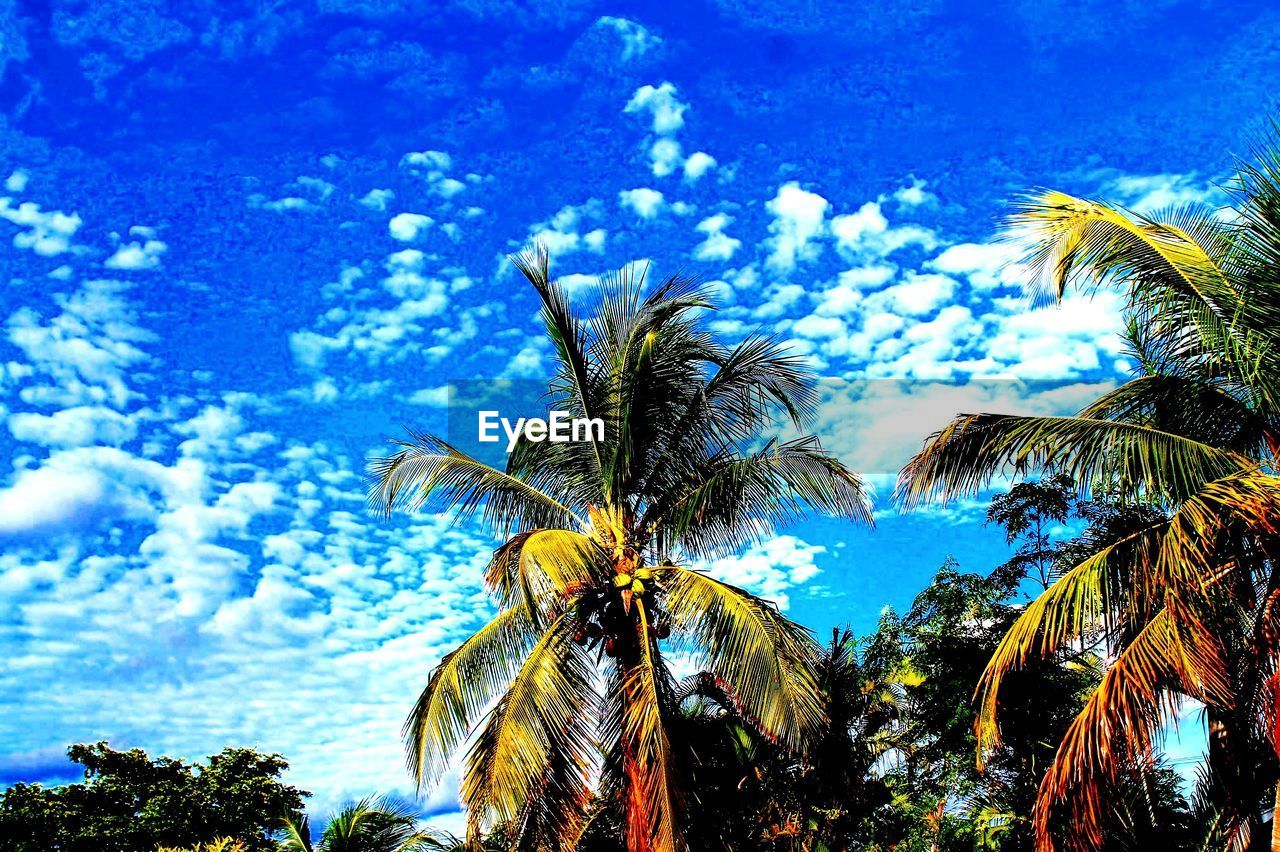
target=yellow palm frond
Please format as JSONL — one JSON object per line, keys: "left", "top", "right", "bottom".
{"left": 462, "top": 611, "right": 595, "bottom": 840}
{"left": 485, "top": 529, "right": 607, "bottom": 619}
{"left": 1010, "top": 190, "right": 1230, "bottom": 300}
{"left": 404, "top": 605, "right": 538, "bottom": 789}
{"left": 661, "top": 565, "right": 823, "bottom": 751}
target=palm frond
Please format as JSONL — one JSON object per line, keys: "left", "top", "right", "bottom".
{"left": 897, "top": 413, "right": 1250, "bottom": 509}
{"left": 483, "top": 529, "right": 608, "bottom": 623}
{"left": 461, "top": 612, "right": 595, "bottom": 842}
{"left": 510, "top": 243, "right": 606, "bottom": 483}
{"left": 1079, "top": 374, "right": 1276, "bottom": 459}
{"left": 661, "top": 565, "right": 824, "bottom": 752}
{"left": 1028, "top": 608, "right": 1217, "bottom": 850}
{"left": 277, "top": 813, "right": 313, "bottom": 852}
{"left": 1008, "top": 191, "right": 1279, "bottom": 407}
{"left": 318, "top": 797, "right": 424, "bottom": 851}
{"left": 403, "top": 606, "right": 538, "bottom": 789}
{"left": 369, "top": 430, "right": 585, "bottom": 533}
{"left": 648, "top": 436, "right": 872, "bottom": 558}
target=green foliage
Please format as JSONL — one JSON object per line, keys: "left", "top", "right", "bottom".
{"left": 898, "top": 141, "right": 1280, "bottom": 848}
{"left": 278, "top": 797, "right": 435, "bottom": 852}
{"left": 372, "top": 248, "right": 871, "bottom": 851}
{"left": 0, "top": 742, "right": 306, "bottom": 852}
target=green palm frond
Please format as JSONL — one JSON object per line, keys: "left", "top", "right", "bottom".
{"left": 282, "top": 798, "right": 417, "bottom": 849}
{"left": 661, "top": 565, "right": 824, "bottom": 751}
{"left": 1008, "top": 191, "right": 1280, "bottom": 408}
{"left": 510, "top": 243, "right": 606, "bottom": 481}
{"left": 277, "top": 812, "right": 313, "bottom": 852}
{"left": 648, "top": 436, "right": 872, "bottom": 558}
{"left": 1079, "top": 374, "right": 1277, "bottom": 459}
{"left": 369, "top": 430, "right": 585, "bottom": 533}
{"left": 897, "top": 413, "right": 1250, "bottom": 509}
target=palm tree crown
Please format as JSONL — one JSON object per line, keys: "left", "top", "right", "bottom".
{"left": 371, "top": 246, "right": 871, "bottom": 851}
{"left": 279, "top": 798, "right": 432, "bottom": 852}
{"left": 897, "top": 153, "right": 1280, "bottom": 850}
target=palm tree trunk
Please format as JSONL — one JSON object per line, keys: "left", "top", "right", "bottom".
{"left": 1271, "top": 778, "right": 1280, "bottom": 852}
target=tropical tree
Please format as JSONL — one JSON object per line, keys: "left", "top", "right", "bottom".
{"left": 793, "top": 625, "right": 918, "bottom": 849}
{"left": 278, "top": 798, "right": 432, "bottom": 852}
{"left": 985, "top": 473, "right": 1077, "bottom": 591}
{"left": 0, "top": 742, "right": 305, "bottom": 852}
{"left": 371, "top": 247, "right": 871, "bottom": 851}
{"left": 896, "top": 150, "right": 1280, "bottom": 850}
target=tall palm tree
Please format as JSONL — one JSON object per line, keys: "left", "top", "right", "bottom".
{"left": 371, "top": 247, "right": 871, "bottom": 852}
{"left": 897, "top": 150, "right": 1280, "bottom": 850}
{"left": 279, "top": 798, "right": 432, "bottom": 852}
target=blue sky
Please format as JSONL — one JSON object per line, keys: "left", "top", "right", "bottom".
{"left": 1, "top": 0, "right": 1275, "bottom": 826}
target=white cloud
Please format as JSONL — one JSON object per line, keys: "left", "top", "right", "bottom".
{"left": 619, "top": 187, "right": 665, "bottom": 218}
{"left": 830, "top": 200, "right": 936, "bottom": 258}
{"left": 812, "top": 265, "right": 896, "bottom": 316}
{"left": 401, "top": 150, "right": 452, "bottom": 172}
{"left": 649, "top": 138, "right": 683, "bottom": 177}
{"left": 287, "top": 248, "right": 453, "bottom": 381}
{"left": 0, "top": 447, "right": 175, "bottom": 541}
{"left": 765, "top": 182, "right": 829, "bottom": 271}
{"left": 1093, "top": 171, "right": 1223, "bottom": 213}
{"left": 360, "top": 189, "right": 395, "bottom": 211}
{"left": 0, "top": 199, "right": 82, "bottom": 256}
{"left": 407, "top": 386, "right": 450, "bottom": 406}
{"left": 595, "top": 16, "right": 661, "bottom": 61}
{"left": 6, "top": 170, "right": 29, "bottom": 193}
{"left": 699, "top": 536, "right": 825, "bottom": 610}
{"left": 874, "top": 272, "right": 956, "bottom": 316}
{"left": 624, "top": 82, "right": 687, "bottom": 135}
{"left": 251, "top": 195, "right": 318, "bottom": 213}
{"left": 892, "top": 177, "right": 934, "bottom": 207}
{"left": 7, "top": 279, "right": 154, "bottom": 409}
{"left": 927, "top": 241, "right": 1020, "bottom": 291}
{"left": 434, "top": 178, "right": 466, "bottom": 199}
{"left": 814, "top": 378, "right": 1115, "bottom": 479}
{"left": 105, "top": 236, "right": 167, "bottom": 271}
{"left": 693, "top": 213, "right": 741, "bottom": 261}
{"left": 792, "top": 314, "right": 846, "bottom": 340}
{"left": 388, "top": 212, "right": 433, "bottom": 242}
{"left": 528, "top": 202, "right": 607, "bottom": 255}
{"left": 295, "top": 176, "right": 335, "bottom": 202}
{"left": 683, "top": 151, "right": 716, "bottom": 182}
{"left": 8, "top": 406, "right": 139, "bottom": 448}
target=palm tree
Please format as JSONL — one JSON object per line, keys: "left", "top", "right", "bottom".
{"left": 796, "top": 626, "right": 918, "bottom": 849}
{"left": 897, "top": 151, "right": 1280, "bottom": 850}
{"left": 371, "top": 247, "right": 871, "bottom": 851}
{"left": 278, "top": 798, "right": 433, "bottom": 852}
